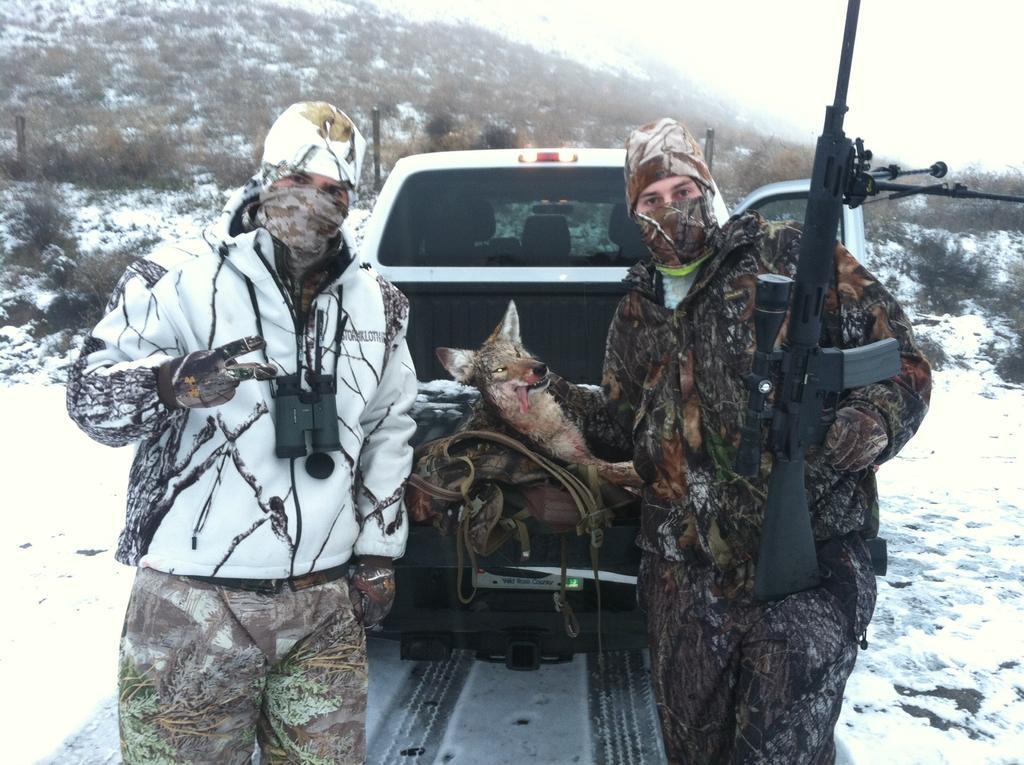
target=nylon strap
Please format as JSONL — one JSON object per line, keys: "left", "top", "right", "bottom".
{"left": 554, "top": 536, "right": 581, "bottom": 638}
{"left": 581, "top": 464, "right": 605, "bottom": 660}
{"left": 444, "top": 430, "right": 610, "bottom": 536}
{"left": 455, "top": 456, "right": 479, "bottom": 605}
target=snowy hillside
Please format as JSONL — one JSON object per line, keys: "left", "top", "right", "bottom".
{"left": 0, "top": 0, "right": 737, "bottom": 191}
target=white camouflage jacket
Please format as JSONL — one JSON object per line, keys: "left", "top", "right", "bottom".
{"left": 66, "top": 184, "right": 417, "bottom": 578}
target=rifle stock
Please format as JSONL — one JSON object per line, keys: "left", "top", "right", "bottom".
{"left": 754, "top": 458, "right": 820, "bottom": 600}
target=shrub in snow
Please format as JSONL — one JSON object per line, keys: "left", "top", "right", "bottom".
{"left": 6, "top": 184, "right": 79, "bottom": 269}
{"left": 910, "top": 234, "right": 994, "bottom": 315}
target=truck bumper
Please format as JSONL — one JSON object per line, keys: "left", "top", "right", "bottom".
{"left": 382, "top": 525, "right": 647, "bottom": 667}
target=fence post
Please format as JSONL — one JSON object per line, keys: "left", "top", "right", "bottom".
{"left": 15, "top": 115, "right": 26, "bottom": 178}
{"left": 372, "top": 107, "right": 381, "bottom": 190}
{"left": 704, "top": 127, "right": 715, "bottom": 172}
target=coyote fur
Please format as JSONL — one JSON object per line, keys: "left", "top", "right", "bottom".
{"left": 436, "top": 301, "right": 640, "bottom": 487}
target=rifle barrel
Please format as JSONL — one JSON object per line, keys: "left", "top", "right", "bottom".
{"left": 831, "top": 0, "right": 861, "bottom": 115}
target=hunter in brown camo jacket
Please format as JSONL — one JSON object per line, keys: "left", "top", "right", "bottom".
{"left": 604, "top": 118, "right": 932, "bottom": 764}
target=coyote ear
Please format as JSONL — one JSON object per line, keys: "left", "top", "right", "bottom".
{"left": 436, "top": 347, "right": 475, "bottom": 383}
{"left": 490, "top": 300, "right": 521, "bottom": 344}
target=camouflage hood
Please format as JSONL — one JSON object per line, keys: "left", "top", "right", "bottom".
{"left": 624, "top": 118, "right": 724, "bottom": 269}
{"left": 259, "top": 101, "right": 366, "bottom": 203}
{"left": 624, "top": 118, "right": 716, "bottom": 217}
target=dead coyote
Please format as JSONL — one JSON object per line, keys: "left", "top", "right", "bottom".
{"left": 436, "top": 300, "right": 640, "bottom": 487}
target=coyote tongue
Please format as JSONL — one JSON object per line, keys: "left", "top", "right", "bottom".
{"left": 517, "top": 386, "right": 531, "bottom": 414}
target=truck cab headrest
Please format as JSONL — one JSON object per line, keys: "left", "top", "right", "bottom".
{"left": 463, "top": 197, "right": 496, "bottom": 241}
{"left": 423, "top": 196, "right": 496, "bottom": 261}
{"left": 608, "top": 203, "right": 649, "bottom": 262}
{"left": 521, "top": 215, "right": 571, "bottom": 263}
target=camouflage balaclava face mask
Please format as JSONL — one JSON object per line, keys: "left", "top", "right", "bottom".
{"left": 255, "top": 183, "right": 348, "bottom": 271}
{"left": 625, "top": 118, "right": 718, "bottom": 268}
{"left": 635, "top": 197, "right": 715, "bottom": 268}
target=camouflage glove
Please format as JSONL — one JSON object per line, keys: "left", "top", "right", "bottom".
{"left": 157, "top": 336, "right": 277, "bottom": 409}
{"left": 824, "top": 406, "right": 889, "bottom": 471}
{"left": 348, "top": 557, "right": 396, "bottom": 628}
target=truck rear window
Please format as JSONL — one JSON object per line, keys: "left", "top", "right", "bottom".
{"left": 377, "top": 167, "right": 648, "bottom": 267}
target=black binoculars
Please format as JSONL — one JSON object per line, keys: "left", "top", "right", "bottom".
{"left": 273, "top": 372, "right": 341, "bottom": 478}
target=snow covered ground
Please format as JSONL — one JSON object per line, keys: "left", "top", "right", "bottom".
{"left": 3, "top": 346, "right": 1022, "bottom": 763}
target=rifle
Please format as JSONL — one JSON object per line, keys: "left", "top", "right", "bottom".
{"left": 736, "top": 0, "right": 1024, "bottom": 602}
{"left": 734, "top": 0, "right": 899, "bottom": 601}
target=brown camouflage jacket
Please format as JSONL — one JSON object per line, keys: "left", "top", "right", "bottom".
{"left": 602, "top": 211, "right": 932, "bottom": 572}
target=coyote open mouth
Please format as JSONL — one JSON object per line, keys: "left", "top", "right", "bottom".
{"left": 516, "top": 376, "right": 550, "bottom": 414}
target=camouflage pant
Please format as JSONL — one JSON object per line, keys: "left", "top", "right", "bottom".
{"left": 118, "top": 567, "right": 367, "bottom": 765}
{"left": 640, "top": 539, "right": 875, "bottom": 765}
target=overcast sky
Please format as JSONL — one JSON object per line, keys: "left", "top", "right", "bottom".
{"left": 368, "top": 0, "right": 1022, "bottom": 173}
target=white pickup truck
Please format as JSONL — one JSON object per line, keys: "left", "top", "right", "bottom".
{"left": 360, "top": 148, "right": 867, "bottom": 670}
